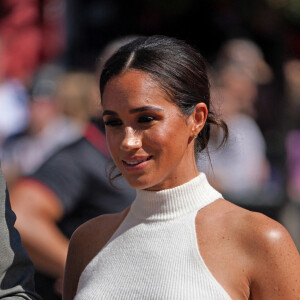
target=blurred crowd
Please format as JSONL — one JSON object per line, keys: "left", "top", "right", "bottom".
{"left": 198, "top": 38, "right": 300, "bottom": 250}
{"left": 0, "top": 0, "right": 299, "bottom": 299}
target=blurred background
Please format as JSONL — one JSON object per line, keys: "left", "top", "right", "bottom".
{"left": 1, "top": 0, "right": 300, "bottom": 248}
{"left": 0, "top": 0, "right": 299, "bottom": 297}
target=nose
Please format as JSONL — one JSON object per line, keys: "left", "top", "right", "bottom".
{"left": 120, "top": 127, "right": 142, "bottom": 151}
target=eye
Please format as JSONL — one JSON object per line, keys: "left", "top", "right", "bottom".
{"left": 138, "top": 115, "right": 155, "bottom": 123}
{"left": 103, "top": 119, "right": 123, "bottom": 127}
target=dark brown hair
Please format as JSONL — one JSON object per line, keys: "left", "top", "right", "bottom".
{"left": 100, "top": 35, "right": 228, "bottom": 157}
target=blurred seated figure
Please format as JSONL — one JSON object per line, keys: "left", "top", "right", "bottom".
{"left": 198, "top": 39, "right": 281, "bottom": 219}
{"left": 10, "top": 36, "right": 138, "bottom": 300}
{"left": 0, "top": 66, "right": 92, "bottom": 187}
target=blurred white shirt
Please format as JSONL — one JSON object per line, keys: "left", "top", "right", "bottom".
{"left": 198, "top": 113, "right": 268, "bottom": 197}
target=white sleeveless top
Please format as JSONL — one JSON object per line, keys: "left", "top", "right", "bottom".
{"left": 75, "top": 173, "right": 232, "bottom": 300}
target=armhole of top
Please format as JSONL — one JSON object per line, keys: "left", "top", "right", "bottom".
{"left": 193, "top": 206, "right": 233, "bottom": 300}
{"left": 78, "top": 206, "right": 131, "bottom": 276}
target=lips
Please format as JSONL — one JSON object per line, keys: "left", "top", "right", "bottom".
{"left": 121, "top": 156, "right": 153, "bottom": 171}
{"left": 122, "top": 156, "right": 152, "bottom": 166}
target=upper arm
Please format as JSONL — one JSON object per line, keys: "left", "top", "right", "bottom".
{"left": 10, "top": 179, "right": 63, "bottom": 224}
{"left": 63, "top": 209, "right": 130, "bottom": 299}
{"left": 63, "top": 217, "right": 112, "bottom": 299}
{"left": 63, "top": 225, "right": 87, "bottom": 300}
{"left": 248, "top": 214, "right": 300, "bottom": 299}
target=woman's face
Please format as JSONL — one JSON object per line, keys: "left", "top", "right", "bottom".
{"left": 102, "top": 70, "right": 202, "bottom": 190}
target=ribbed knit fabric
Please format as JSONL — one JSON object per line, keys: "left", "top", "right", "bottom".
{"left": 75, "top": 173, "right": 232, "bottom": 300}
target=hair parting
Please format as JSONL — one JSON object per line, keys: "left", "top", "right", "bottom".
{"left": 100, "top": 35, "right": 229, "bottom": 182}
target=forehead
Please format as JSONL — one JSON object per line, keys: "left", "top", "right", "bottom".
{"left": 101, "top": 70, "right": 173, "bottom": 110}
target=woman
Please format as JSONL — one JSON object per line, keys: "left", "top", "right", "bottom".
{"left": 63, "top": 36, "right": 300, "bottom": 299}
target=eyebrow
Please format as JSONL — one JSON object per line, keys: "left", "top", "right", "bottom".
{"left": 102, "top": 106, "right": 163, "bottom": 117}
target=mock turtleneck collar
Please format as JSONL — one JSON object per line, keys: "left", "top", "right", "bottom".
{"left": 130, "top": 173, "right": 222, "bottom": 221}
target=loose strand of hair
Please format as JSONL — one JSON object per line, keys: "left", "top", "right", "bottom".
{"left": 207, "top": 112, "right": 229, "bottom": 149}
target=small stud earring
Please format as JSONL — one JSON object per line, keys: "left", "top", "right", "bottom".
{"left": 194, "top": 133, "right": 198, "bottom": 139}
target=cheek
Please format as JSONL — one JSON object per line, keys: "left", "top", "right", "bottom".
{"left": 106, "top": 131, "right": 120, "bottom": 159}
{"left": 144, "top": 121, "right": 189, "bottom": 156}
{"left": 143, "top": 123, "right": 169, "bottom": 149}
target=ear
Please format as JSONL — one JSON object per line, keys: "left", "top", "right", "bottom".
{"left": 190, "top": 102, "right": 208, "bottom": 136}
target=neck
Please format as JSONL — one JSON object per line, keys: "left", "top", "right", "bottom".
{"left": 130, "top": 173, "right": 222, "bottom": 221}
{"left": 146, "top": 149, "right": 199, "bottom": 191}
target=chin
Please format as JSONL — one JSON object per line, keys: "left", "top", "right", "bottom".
{"left": 123, "top": 173, "right": 156, "bottom": 190}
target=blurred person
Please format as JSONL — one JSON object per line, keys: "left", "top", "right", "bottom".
{"left": 215, "top": 38, "right": 273, "bottom": 86}
{"left": 55, "top": 72, "right": 100, "bottom": 126}
{"left": 0, "top": 37, "right": 30, "bottom": 148}
{"left": 281, "top": 59, "right": 300, "bottom": 249}
{"left": 10, "top": 36, "right": 137, "bottom": 299}
{"left": 0, "top": 163, "right": 41, "bottom": 299}
{"left": 0, "top": 65, "right": 86, "bottom": 187}
{"left": 198, "top": 65, "right": 270, "bottom": 195}
{"left": 0, "top": 78, "right": 29, "bottom": 148}
{"left": 198, "top": 39, "right": 281, "bottom": 219}
{"left": 63, "top": 35, "right": 300, "bottom": 300}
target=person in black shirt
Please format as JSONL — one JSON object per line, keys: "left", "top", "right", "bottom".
{"left": 10, "top": 120, "right": 135, "bottom": 299}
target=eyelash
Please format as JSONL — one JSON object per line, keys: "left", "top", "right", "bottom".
{"left": 104, "top": 119, "right": 122, "bottom": 127}
{"left": 104, "top": 116, "right": 156, "bottom": 127}
{"left": 138, "top": 116, "right": 155, "bottom": 123}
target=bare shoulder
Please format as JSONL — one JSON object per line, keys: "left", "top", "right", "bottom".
{"left": 210, "top": 199, "right": 299, "bottom": 258}
{"left": 63, "top": 207, "right": 130, "bottom": 300}
{"left": 69, "top": 207, "right": 130, "bottom": 269}
{"left": 203, "top": 199, "right": 296, "bottom": 246}
{"left": 203, "top": 199, "right": 300, "bottom": 299}
{"left": 72, "top": 207, "right": 129, "bottom": 248}
{"left": 223, "top": 201, "right": 299, "bottom": 255}
{"left": 236, "top": 206, "right": 300, "bottom": 299}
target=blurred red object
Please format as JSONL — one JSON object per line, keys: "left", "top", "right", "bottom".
{"left": 0, "top": 0, "right": 65, "bottom": 83}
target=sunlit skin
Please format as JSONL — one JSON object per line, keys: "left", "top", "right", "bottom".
{"left": 64, "top": 70, "right": 300, "bottom": 300}
{"left": 101, "top": 69, "right": 207, "bottom": 191}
